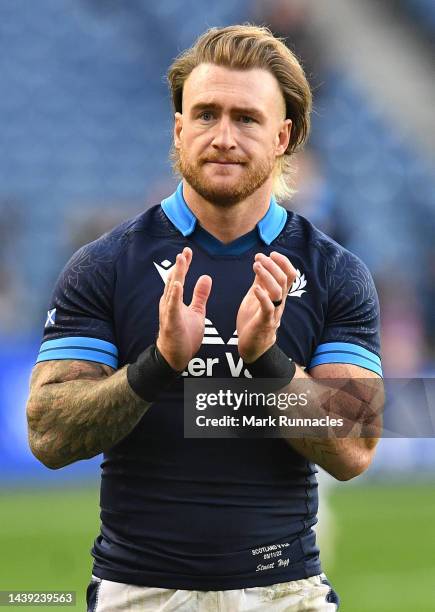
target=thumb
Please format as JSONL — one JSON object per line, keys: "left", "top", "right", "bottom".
{"left": 190, "top": 275, "right": 212, "bottom": 314}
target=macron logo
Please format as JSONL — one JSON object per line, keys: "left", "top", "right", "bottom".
{"left": 45, "top": 308, "right": 56, "bottom": 327}
{"left": 153, "top": 259, "right": 175, "bottom": 284}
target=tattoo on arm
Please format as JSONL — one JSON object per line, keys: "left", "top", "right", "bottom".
{"left": 282, "top": 366, "right": 384, "bottom": 479}
{"left": 26, "top": 359, "right": 150, "bottom": 469}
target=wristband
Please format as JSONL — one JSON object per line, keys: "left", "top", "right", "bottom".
{"left": 127, "top": 344, "right": 181, "bottom": 402}
{"left": 244, "top": 344, "right": 296, "bottom": 385}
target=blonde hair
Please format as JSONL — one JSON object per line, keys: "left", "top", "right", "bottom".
{"left": 167, "top": 24, "right": 312, "bottom": 202}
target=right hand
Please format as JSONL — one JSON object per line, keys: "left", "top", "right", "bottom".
{"left": 156, "top": 247, "right": 212, "bottom": 371}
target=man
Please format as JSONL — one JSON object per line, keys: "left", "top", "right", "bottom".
{"left": 26, "top": 25, "right": 383, "bottom": 611}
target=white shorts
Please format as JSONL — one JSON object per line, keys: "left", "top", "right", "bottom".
{"left": 86, "top": 573, "right": 339, "bottom": 611}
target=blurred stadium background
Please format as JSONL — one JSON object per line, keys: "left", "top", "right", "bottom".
{"left": 1, "top": 1, "right": 434, "bottom": 610}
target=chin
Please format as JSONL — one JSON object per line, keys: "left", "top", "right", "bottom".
{"left": 181, "top": 157, "right": 265, "bottom": 206}
{"left": 207, "top": 176, "right": 240, "bottom": 190}
{"left": 204, "top": 165, "right": 243, "bottom": 180}
{"left": 206, "top": 173, "right": 242, "bottom": 189}
{"left": 198, "top": 184, "right": 251, "bottom": 207}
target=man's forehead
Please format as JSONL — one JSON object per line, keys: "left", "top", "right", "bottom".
{"left": 183, "top": 63, "right": 285, "bottom": 113}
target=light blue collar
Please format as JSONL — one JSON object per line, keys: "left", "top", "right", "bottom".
{"left": 161, "top": 182, "right": 287, "bottom": 245}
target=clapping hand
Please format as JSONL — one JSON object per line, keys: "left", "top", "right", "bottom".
{"left": 157, "top": 247, "right": 212, "bottom": 371}
{"left": 236, "top": 252, "right": 296, "bottom": 363}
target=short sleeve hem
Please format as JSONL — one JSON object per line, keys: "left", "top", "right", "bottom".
{"left": 36, "top": 336, "right": 118, "bottom": 369}
{"left": 308, "top": 342, "right": 382, "bottom": 377}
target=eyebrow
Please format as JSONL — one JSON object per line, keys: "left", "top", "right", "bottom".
{"left": 190, "top": 102, "right": 266, "bottom": 120}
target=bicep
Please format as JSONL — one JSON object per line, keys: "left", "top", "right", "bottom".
{"left": 309, "top": 362, "right": 384, "bottom": 409}
{"left": 309, "top": 362, "right": 381, "bottom": 380}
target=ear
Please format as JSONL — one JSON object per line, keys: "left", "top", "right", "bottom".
{"left": 174, "top": 112, "right": 183, "bottom": 149}
{"left": 275, "top": 119, "right": 292, "bottom": 156}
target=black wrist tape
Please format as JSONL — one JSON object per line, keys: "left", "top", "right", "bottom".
{"left": 127, "top": 344, "right": 181, "bottom": 402}
{"left": 244, "top": 344, "right": 296, "bottom": 385}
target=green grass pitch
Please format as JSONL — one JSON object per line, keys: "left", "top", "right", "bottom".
{"left": 0, "top": 483, "right": 434, "bottom": 611}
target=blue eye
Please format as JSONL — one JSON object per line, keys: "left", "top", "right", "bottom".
{"left": 200, "top": 111, "right": 213, "bottom": 121}
{"left": 240, "top": 115, "right": 254, "bottom": 124}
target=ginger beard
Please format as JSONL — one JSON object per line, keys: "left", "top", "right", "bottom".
{"left": 175, "top": 144, "right": 276, "bottom": 207}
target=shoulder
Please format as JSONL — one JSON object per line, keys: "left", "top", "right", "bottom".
{"left": 276, "top": 210, "right": 374, "bottom": 288}
{"left": 63, "top": 204, "right": 174, "bottom": 279}
{"left": 276, "top": 209, "right": 348, "bottom": 260}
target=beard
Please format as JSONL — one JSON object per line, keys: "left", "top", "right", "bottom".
{"left": 175, "top": 146, "right": 275, "bottom": 207}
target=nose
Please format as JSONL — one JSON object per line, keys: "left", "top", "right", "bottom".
{"left": 211, "top": 117, "right": 236, "bottom": 151}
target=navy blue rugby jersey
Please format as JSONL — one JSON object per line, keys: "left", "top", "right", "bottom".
{"left": 36, "top": 183, "right": 382, "bottom": 590}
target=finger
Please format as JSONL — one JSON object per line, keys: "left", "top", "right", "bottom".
{"left": 253, "top": 285, "right": 275, "bottom": 323}
{"left": 183, "top": 246, "right": 192, "bottom": 269}
{"left": 164, "top": 253, "right": 185, "bottom": 304}
{"left": 190, "top": 275, "right": 212, "bottom": 314}
{"left": 172, "top": 253, "right": 186, "bottom": 284}
{"left": 167, "top": 280, "right": 183, "bottom": 317}
{"left": 253, "top": 262, "right": 282, "bottom": 302}
{"left": 172, "top": 250, "right": 190, "bottom": 288}
{"left": 179, "top": 246, "right": 192, "bottom": 280}
{"left": 163, "top": 269, "right": 173, "bottom": 299}
{"left": 269, "top": 251, "right": 297, "bottom": 289}
{"left": 164, "top": 247, "right": 192, "bottom": 304}
{"left": 254, "top": 253, "right": 288, "bottom": 294}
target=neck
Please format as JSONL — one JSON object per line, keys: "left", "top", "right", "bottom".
{"left": 182, "top": 180, "right": 273, "bottom": 243}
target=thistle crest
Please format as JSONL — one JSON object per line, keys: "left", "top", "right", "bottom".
{"left": 288, "top": 269, "right": 307, "bottom": 298}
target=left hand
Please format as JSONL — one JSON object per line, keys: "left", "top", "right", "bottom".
{"left": 237, "top": 252, "right": 296, "bottom": 363}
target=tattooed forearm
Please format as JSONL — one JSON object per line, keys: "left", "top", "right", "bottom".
{"left": 279, "top": 364, "right": 384, "bottom": 480}
{"left": 293, "top": 436, "right": 377, "bottom": 481}
{"left": 26, "top": 360, "right": 150, "bottom": 469}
